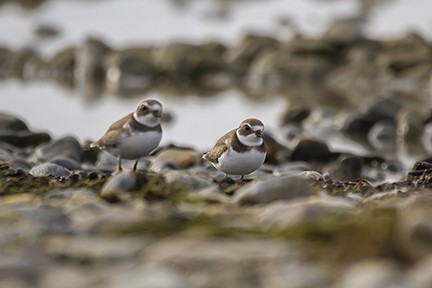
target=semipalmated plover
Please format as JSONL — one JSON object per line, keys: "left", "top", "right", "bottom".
{"left": 91, "top": 99, "right": 163, "bottom": 172}
{"left": 203, "top": 118, "right": 266, "bottom": 180}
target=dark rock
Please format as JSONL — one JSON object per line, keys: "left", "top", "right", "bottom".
{"left": 7, "top": 48, "right": 38, "bottom": 78}
{"left": 234, "top": 174, "right": 314, "bottom": 205}
{"left": 290, "top": 138, "right": 336, "bottom": 164}
{"left": 34, "top": 23, "right": 60, "bottom": 38}
{"left": 324, "top": 155, "right": 364, "bottom": 181}
{"left": 0, "top": 131, "right": 51, "bottom": 148}
{"left": 263, "top": 132, "right": 290, "bottom": 165}
{"left": 228, "top": 34, "right": 280, "bottom": 74}
{"left": 105, "top": 47, "right": 157, "bottom": 95}
{"left": 49, "top": 47, "right": 76, "bottom": 87}
{"left": 29, "top": 163, "right": 71, "bottom": 177}
{"left": 0, "top": 112, "right": 29, "bottom": 131}
{"left": 279, "top": 106, "right": 310, "bottom": 127}
{"left": 322, "top": 17, "right": 365, "bottom": 46}
{"left": 34, "top": 136, "right": 83, "bottom": 163}
{"left": 363, "top": 98, "right": 402, "bottom": 123}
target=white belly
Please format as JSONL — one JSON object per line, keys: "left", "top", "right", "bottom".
{"left": 110, "top": 131, "right": 162, "bottom": 159}
{"left": 213, "top": 148, "right": 266, "bottom": 175}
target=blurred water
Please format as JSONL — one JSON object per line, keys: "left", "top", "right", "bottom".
{"left": 1, "top": 0, "right": 432, "bottom": 150}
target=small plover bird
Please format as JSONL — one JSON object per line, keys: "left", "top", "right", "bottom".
{"left": 203, "top": 118, "right": 266, "bottom": 180}
{"left": 91, "top": 99, "right": 163, "bottom": 172}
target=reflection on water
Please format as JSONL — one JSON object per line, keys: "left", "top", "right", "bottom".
{"left": 1, "top": 81, "right": 286, "bottom": 149}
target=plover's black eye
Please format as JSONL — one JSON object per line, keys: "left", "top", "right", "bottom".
{"left": 244, "top": 125, "right": 251, "bottom": 131}
{"left": 141, "top": 105, "right": 148, "bottom": 112}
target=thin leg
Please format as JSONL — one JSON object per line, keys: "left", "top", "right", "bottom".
{"left": 133, "top": 159, "right": 139, "bottom": 171}
{"left": 240, "top": 175, "right": 244, "bottom": 181}
{"left": 117, "top": 156, "right": 123, "bottom": 172}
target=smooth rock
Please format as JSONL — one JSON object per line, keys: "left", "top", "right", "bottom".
{"left": 0, "top": 113, "right": 29, "bottom": 131}
{"left": 29, "top": 163, "right": 71, "bottom": 177}
{"left": 262, "top": 262, "right": 333, "bottom": 288}
{"left": 234, "top": 174, "right": 314, "bottom": 205}
{"left": 33, "top": 136, "right": 83, "bottom": 163}
{"left": 333, "top": 259, "right": 406, "bottom": 288}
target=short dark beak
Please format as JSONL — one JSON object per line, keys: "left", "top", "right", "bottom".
{"left": 255, "top": 131, "right": 263, "bottom": 138}
{"left": 153, "top": 111, "right": 162, "bottom": 118}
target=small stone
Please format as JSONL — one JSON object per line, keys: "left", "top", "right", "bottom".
{"left": 153, "top": 148, "right": 200, "bottom": 170}
{"left": 234, "top": 174, "right": 314, "bottom": 205}
{"left": 163, "top": 170, "right": 213, "bottom": 190}
{"left": 29, "top": 163, "right": 70, "bottom": 177}
{"left": 324, "top": 155, "right": 364, "bottom": 181}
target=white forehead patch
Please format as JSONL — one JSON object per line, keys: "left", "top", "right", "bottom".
{"left": 252, "top": 125, "right": 264, "bottom": 132}
{"left": 148, "top": 102, "right": 162, "bottom": 112}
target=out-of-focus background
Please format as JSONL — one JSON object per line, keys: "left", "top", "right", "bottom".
{"left": 2, "top": 0, "right": 432, "bottom": 151}
{"left": 4, "top": 2, "right": 432, "bottom": 288}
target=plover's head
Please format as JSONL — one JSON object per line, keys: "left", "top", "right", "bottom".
{"left": 134, "top": 99, "right": 163, "bottom": 127}
{"left": 236, "top": 118, "right": 264, "bottom": 146}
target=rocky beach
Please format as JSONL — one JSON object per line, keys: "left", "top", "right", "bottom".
{"left": 2, "top": 0, "right": 432, "bottom": 287}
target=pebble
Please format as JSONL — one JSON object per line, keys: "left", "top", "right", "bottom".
{"left": 153, "top": 148, "right": 200, "bottom": 170}
{"left": 100, "top": 171, "right": 138, "bottom": 201}
{"left": 29, "top": 163, "right": 71, "bottom": 177}
{"left": 163, "top": 170, "right": 213, "bottom": 190}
